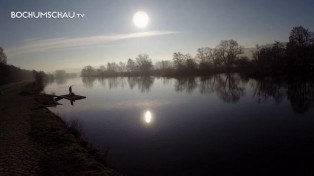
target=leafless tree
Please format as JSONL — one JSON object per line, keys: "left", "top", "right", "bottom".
{"left": 135, "top": 54, "right": 153, "bottom": 73}
{"left": 0, "top": 47, "right": 7, "bottom": 65}
{"left": 215, "top": 40, "right": 243, "bottom": 68}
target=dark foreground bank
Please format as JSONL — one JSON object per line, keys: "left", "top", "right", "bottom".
{"left": 0, "top": 81, "right": 118, "bottom": 176}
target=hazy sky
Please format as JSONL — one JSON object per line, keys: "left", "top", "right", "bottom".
{"left": 1, "top": 0, "right": 314, "bottom": 72}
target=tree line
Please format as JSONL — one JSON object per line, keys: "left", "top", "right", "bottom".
{"left": 81, "top": 39, "right": 248, "bottom": 77}
{"left": 81, "top": 26, "right": 314, "bottom": 77}
{"left": 253, "top": 26, "right": 314, "bottom": 74}
{"left": 0, "top": 47, "right": 79, "bottom": 86}
{"left": 0, "top": 47, "right": 53, "bottom": 86}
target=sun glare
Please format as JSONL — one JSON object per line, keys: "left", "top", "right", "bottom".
{"left": 133, "top": 11, "right": 149, "bottom": 29}
{"left": 144, "top": 110, "right": 152, "bottom": 124}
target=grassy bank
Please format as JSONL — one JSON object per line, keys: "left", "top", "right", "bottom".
{"left": 0, "top": 81, "right": 117, "bottom": 176}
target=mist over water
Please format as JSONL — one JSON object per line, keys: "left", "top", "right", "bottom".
{"left": 45, "top": 75, "right": 314, "bottom": 176}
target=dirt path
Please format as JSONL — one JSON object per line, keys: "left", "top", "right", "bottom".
{"left": 0, "top": 82, "right": 42, "bottom": 176}
{"left": 0, "top": 82, "right": 116, "bottom": 176}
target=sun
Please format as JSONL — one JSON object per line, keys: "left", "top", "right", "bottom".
{"left": 133, "top": 11, "right": 149, "bottom": 29}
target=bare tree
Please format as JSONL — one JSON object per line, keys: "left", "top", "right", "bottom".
{"left": 185, "top": 54, "right": 197, "bottom": 71}
{"left": 287, "top": 26, "right": 314, "bottom": 67}
{"left": 196, "top": 47, "right": 221, "bottom": 69}
{"left": 215, "top": 40, "right": 243, "bottom": 68}
{"left": 196, "top": 47, "right": 213, "bottom": 64}
{"left": 107, "top": 62, "right": 119, "bottom": 73}
{"left": 135, "top": 54, "right": 153, "bottom": 73}
{"left": 155, "top": 60, "right": 173, "bottom": 70}
{"left": 173, "top": 52, "right": 198, "bottom": 72}
{"left": 173, "top": 52, "right": 186, "bottom": 70}
{"left": 288, "top": 26, "right": 313, "bottom": 49}
{"left": 0, "top": 47, "right": 7, "bottom": 65}
{"left": 118, "top": 62, "right": 126, "bottom": 72}
{"left": 126, "top": 58, "right": 137, "bottom": 72}
{"left": 81, "top": 65, "right": 96, "bottom": 77}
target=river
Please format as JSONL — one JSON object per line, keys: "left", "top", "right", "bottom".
{"left": 44, "top": 74, "right": 314, "bottom": 176}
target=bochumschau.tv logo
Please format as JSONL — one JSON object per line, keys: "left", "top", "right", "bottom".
{"left": 11, "top": 11, "right": 85, "bottom": 19}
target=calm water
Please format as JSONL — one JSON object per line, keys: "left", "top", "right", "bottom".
{"left": 45, "top": 74, "right": 314, "bottom": 176}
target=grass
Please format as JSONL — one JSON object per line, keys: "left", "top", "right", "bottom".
{"left": 30, "top": 106, "right": 113, "bottom": 175}
{"left": 1, "top": 81, "right": 118, "bottom": 176}
{"left": 30, "top": 95, "right": 117, "bottom": 175}
{"left": 67, "top": 119, "right": 82, "bottom": 138}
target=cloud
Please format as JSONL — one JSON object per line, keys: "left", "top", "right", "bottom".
{"left": 7, "top": 30, "right": 178, "bottom": 56}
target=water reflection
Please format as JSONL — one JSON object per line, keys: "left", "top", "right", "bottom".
{"left": 199, "top": 75, "right": 216, "bottom": 94}
{"left": 46, "top": 75, "right": 314, "bottom": 175}
{"left": 144, "top": 110, "right": 153, "bottom": 124}
{"left": 287, "top": 80, "right": 314, "bottom": 113}
{"left": 78, "top": 75, "right": 314, "bottom": 113}
{"left": 254, "top": 77, "right": 314, "bottom": 113}
{"left": 198, "top": 74, "right": 245, "bottom": 103}
{"left": 82, "top": 77, "right": 96, "bottom": 88}
{"left": 55, "top": 76, "right": 67, "bottom": 85}
{"left": 174, "top": 77, "right": 197, "bottom": 93}
{"left": 127, "top": 77, "right": 155, "bottom": 93}
{"left": 215, "top": 74, "right": 245, "bottom": 103}
{"left": 82, "top": 76, "right": 154, "bottom": 92}
{"left": 252, "top": 77, "right": 285, "bottom": 104}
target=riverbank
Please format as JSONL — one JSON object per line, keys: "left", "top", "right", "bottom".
{"left": 0, "top": 81, "right": 117, "bottom": 176}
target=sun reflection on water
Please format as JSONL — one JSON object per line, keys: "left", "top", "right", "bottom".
{"left": 144, "top": 110, "right": 153, "bottom": 124}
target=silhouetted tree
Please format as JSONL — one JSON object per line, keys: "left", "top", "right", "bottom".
{"left": 0, "top": 47, "right": 7, "bottom": 65}
{"left": 196, "top": 47, "right": 212, "bottom": 64}
{"left": 173, "top": 52, "right": 197, "bottom": 74}
{"left": 252, "top": 41, "right": 286, "bottom": 73}
{"left": 135, "top": 54, "right": 153, "bottom": 73}
{"left": 185, "top": 54, "right": 197, "bottom": 72}
{"left": 287, "top": 26, "right": 314, "bottom": 70}
{"left": 155, "top": 60, "right": 173, "bottom": 70}
{"left": 288, "top": 26, "right": 313, "bottom": 50}
{"left": 33, "top": 70, "right": 45, "bottom": 84}
{"left": 234, "top": 56, "right": 250, "bottom": 68}
{"left": 215, "top": 40, "right": 243, "bottom": 68}
{"left": 97, "top": 65, "right": 106, "bottom": 76}
{"left": 173, "top": 52, "right": 186, "bottom": 71}
{"left": 81, "top": 65, "right": 96, "bottom": 77}
{"left": 196, "top": 47, "right": 222, "bottom": 71}
{"left": 118, "top": 62, "right": 126, "bottom": 72}
{"left": 107, "top": 62, "right": 119, "bottom": 73}
{"left": 126, "top": 58, "right": 137, "bottom": 72}
{"left": 252, "top": 45, "right": 270, "bottom": 72}
{"left": 196, "top": 47, "right": 213, "bottom": 70}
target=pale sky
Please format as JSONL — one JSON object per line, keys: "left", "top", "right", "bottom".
{"left": 1, "top": 0, "right": 314, "bottom": 72}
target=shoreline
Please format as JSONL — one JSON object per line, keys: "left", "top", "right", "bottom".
{"left": 0, "top": 81, "right": 117, "bottom": 176}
